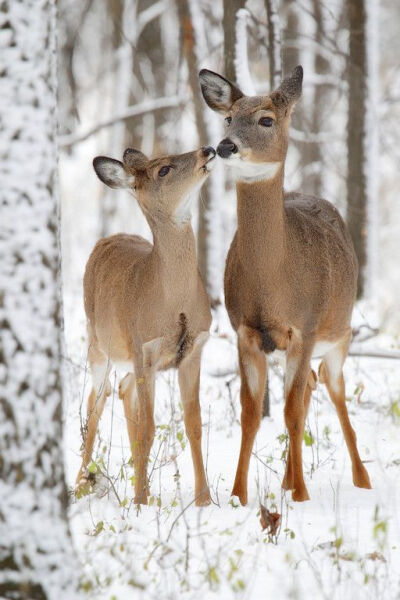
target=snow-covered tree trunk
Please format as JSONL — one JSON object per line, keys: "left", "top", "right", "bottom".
{"left": 0, "top": 1, "right": 78, "bottom": 598}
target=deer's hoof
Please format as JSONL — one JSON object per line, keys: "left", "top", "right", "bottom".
{"left": 281, "top": 474, "right": 294, "bottom": 491}
{"left": 195, "top": 488, "right": 212, "bottom": 507}
{"left": 134, "top": 493, "right": 148, "bottom": 505}
{"left": 353, "top": 465, "right": 372, "bottom": 489}
{"left": 292, "top": 486, "right": 310, "bottom": 502}
{"left": 231, "top": 484, "right": 248, "bottom": 506}
{"left": 75, "top": 473, "right": 95, "bottom": 498}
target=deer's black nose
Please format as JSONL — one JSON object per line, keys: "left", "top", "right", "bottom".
{"left": 217, "top": 138, "right": 238, "bottom": 158}
{"left": 202, "top": 146, "right": 216, "bottom": 158}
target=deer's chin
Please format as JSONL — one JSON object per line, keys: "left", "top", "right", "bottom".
{"left": 222, "top": 155, "right": 282, "bottom": 183}
{"left": 200, "top": 154, "right": 216, "bottom": 175}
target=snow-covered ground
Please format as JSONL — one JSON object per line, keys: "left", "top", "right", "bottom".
{"left": 63, "top": 288, "right": 400, "bottom": 600}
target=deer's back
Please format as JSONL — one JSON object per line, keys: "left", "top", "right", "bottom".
{"left": 284, "top": 192, "right": 357, "bottom": 291}
{"left": 84, "top": 233, "right": 152, "bottom": 327}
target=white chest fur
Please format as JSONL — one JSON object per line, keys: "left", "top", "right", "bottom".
{"left": 223, "top": 155, "right": 281, "bottom": 183}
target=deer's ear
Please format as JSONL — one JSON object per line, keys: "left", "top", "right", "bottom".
{"left": 199, "top": 69, "right": 244, "bottom": 113}
{"left": 273, "top": 65, "right": 303, "bottom": 109}
{"left": 123, "top": 148, "right": 148, "bottom": 170}
{"left": 93, "top": 156, "right": 135, "bottom": 189}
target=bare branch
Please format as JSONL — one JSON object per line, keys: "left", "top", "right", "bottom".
{"left": 348, "top": 347, "right": 400, "bottom": 360}
{"left": 58, "top": 95, "right": 183, "bottom": 148}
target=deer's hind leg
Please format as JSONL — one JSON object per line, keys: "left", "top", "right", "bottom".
{"left": 76, "top": 344, "right": 111, "bottom": 493}
{"left": 119, "top": 371, "right": 152, "bottom": 502}
{"left": 319, "top": 332, "right": 371, "bottom": 489}
{"left": 232, "top": 325, "right": 267, "bottom": 506}
{"left": 123, "top": 340, "right": 160, "bottom": 505}
{"left": 178, "top": 332, "right": 211, "bottom": 507}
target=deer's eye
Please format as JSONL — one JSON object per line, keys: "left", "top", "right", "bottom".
{"left": 158, "top": 166, "right": 171, "bottom": 177}
{"left": 225, "top": 116, "right": 232, "bottom": 125}
{"left": 259, "top": 117, "right": 274, "bottom": 127}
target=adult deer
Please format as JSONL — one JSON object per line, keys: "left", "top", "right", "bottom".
{"left": 199, "top": 65, "right": 371, "bottom": 503}
{"left": 75, "top": 145, "right": 216, "bottom": 506}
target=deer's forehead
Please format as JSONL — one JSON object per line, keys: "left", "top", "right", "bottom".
{"left": 147, "top": 153, "right": 195, "bottom": 169}
{"left": 232, "top": 95, "right": 274, "bottom": 115}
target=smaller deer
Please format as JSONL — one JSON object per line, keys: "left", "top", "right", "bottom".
{"left": 75, "top": 145, "right": 216, "bottom": 506}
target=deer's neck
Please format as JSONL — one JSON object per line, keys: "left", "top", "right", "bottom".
{"left": 150, "top": 220, "right": 198, "bottom": 287}
{"left": 236, "top": 168, "right": 286, "bottom": 275}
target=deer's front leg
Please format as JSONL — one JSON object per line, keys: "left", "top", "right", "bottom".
{"left": 232, "top": 325, "right": 267, "bottom": 506}
{"left": 283, "top": 341, "right": 313, "bottom": 502}
{"left": 75, "top": 352, "right": 111, "bottom": 494}
{"left": 178, "top": 332, "right": 211, "bottom": 507}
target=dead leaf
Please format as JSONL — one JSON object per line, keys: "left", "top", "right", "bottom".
{"left": 260, "top": 504, "right": 281, "bottom": 536}
{"left": 365, "top": 551, "right": 386, "bottom": 563}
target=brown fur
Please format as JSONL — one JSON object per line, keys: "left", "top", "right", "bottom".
{"left": 200, "top": 66, "right": 371, "bottom": 504}
{"left": 75, "top": 147, "right": 215, "bottom": 506}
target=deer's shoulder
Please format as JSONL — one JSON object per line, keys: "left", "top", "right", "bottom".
{"left": 284, "top": 192, "right": 343, "bottom": 225}
{"left": 283, "top": 192, "right": 351, "bottom": 242}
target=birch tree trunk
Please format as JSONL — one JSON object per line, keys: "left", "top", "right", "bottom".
{"left": 0, "top": 1, "right": 78, "bottom": 598}
{"left": 346, "top": 0, "right": 368, "bottom": 298}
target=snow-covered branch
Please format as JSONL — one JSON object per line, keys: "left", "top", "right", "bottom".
{"left": 136, "top": 0, "right": 170, "bottom": 39}
{"left": 234, "top": 8, "right": 256, "bottom": 94}
{"left": 265, "top": 0, "right": 282, "bottom": 89}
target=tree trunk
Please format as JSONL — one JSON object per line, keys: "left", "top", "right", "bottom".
{"left": 264, "top": 0, "right": 282, "bottom": 90}
{"left": 0, "top": 1, "right": 77, "bottom": 597}
{"left": 302, "top": 0, "right": 326, "bottom": 197}
{"left": 177, "top": 0, "right": 222, "bottom": 305}
{"left": 346, "top": 0, "right": 368, "bottom": 298}
{"left": 223, "top": 0, "right": 245, "bottom": 82}
{"left": 100, "top": 0, "right": 136, "bottom": 237}
{"left": 223, "top": 0, "right": 271, "bottom": 416}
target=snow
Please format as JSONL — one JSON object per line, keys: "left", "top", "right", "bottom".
{"left": 56, "top": 0, "right": 400, "bottom": 593}
{"left": 0, "top": 0, "right": 393, "bottom": 596}
{"left": 62, "top": 279, "right": 400, "bottom": 599}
